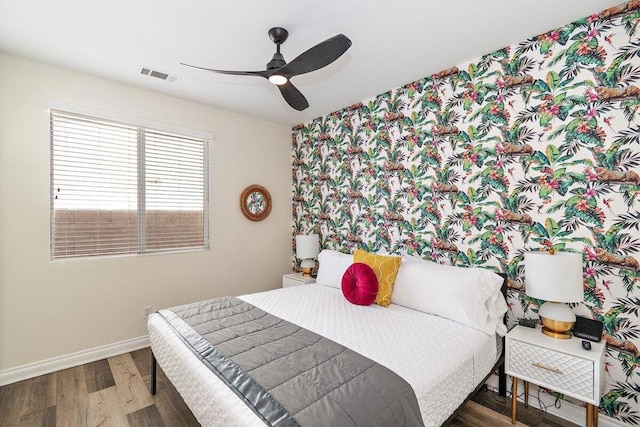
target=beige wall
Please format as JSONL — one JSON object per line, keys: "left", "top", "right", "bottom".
{"left": 0, "top": 53, "right": 292, "bottom": 370}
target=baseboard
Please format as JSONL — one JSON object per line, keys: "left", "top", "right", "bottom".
{"left": 0, "top": 335, "right": 150, "bottom": 386}
{"left": 486, "top": 376, "right": 627, "bottom": 427}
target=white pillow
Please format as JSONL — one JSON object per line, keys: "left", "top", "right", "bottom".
{"left": 393, "top": 258, "right": 507, "bottom": 336}
{"left": 315, "top": 249, "right": 353, "bottom": 288}
{"left": 401, "top": 253, "right": 441, "bottom": 267}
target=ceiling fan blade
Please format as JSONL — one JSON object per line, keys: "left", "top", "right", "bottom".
{"left": 277, "top": 82, "right": 309, "bottom": 111}
{"left": 278, "top": 34, "right": 352, "bottom": 77}
{"left": 180, "top": 63, "right": 268, "bottom": 78}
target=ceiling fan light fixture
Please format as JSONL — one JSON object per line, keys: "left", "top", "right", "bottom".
{"left": 268, "top": 74, "right": 288, "bottom": 85}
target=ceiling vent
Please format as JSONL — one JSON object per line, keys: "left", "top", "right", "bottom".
{"left": 140, "top": 67, "right": 177, "bottom": 82}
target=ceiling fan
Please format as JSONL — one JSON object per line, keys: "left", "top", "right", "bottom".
{"left": 181, "top": 27, "right": 352, "bottom": 111}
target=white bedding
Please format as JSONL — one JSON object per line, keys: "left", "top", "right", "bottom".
{"left": 148, "top": 284, "right": 499, "bottom": 427}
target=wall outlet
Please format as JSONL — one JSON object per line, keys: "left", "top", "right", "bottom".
{"left": 143, "top": 305, "right": 153, "bottom": 319}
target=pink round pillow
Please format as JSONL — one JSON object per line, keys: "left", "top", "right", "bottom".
{"left": 341, "top": 263, "right": 379, "bottom": 306}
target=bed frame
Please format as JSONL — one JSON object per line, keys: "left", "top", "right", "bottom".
{"left": 150, "top": 273, "right": 510, "bottom": 423}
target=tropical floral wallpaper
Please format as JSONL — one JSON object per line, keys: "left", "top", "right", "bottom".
{"left": 291, "top": 1, "right": 640, "bottom": 423}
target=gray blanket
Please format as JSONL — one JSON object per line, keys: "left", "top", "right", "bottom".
{"left": 158, "top": 296, "right": 424, "bottom": 427}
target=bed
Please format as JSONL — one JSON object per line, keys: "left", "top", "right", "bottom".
{"left": 148, "top": 254, "right": 508, "bottom": 427}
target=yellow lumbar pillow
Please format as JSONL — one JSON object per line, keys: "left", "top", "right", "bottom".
{"left": 353, "top": 249, "right": 402, "bottom": 307}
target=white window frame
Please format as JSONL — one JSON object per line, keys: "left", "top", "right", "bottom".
{"left": 49, "top": 103, "right": 213, "bottom": 260}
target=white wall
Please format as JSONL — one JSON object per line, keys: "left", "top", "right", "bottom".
{"left": 0, "top": 53, "right": 293, "bottom": 370}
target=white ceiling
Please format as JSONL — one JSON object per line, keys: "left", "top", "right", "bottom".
{"left": 0, "top": 0, "right": 620, "bottom": 126}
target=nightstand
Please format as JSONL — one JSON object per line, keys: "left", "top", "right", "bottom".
{"left": 282, "top": 273, "right": 316, "bottom": 288}
{"left": 506, "top": 325, "right": 606, "bottom": 427}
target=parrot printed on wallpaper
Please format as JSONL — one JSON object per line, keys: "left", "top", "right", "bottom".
{"left": 292, "top": 1, "right": 640, "bottom": 423}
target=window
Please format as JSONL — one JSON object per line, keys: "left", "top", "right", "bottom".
{"left": 50, "top": 109, "right": 210, "bottom": 259}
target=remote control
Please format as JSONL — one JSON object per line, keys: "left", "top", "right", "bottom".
{"left": 518, "top": 318, "right": 537, "bottom": 328}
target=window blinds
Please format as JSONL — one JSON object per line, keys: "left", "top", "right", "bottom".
{"left": 50, "top": 109, "right": 209, "bottom": 259}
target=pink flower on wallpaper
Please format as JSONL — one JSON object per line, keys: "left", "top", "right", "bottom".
{"left": 584, "top": 187, "right": 597, "bottom": 199}
{"left": 585, "top": 108, "right": 598, "bottom": 119}
{"left": 586, "top": 29, "right": 600, "bottom": 41}
{"left": 542, "top": 30, "right": 560, "bottom": 42}
{"left": 584, "top": 248, "right": 598, "bottom": 261}
{"left": 585, "top": 89, "right": 599, "bottom": 103}
{"left": 577, "top": 43, "right": 591, "bottom": 55}
{"left": 588, "top": 13, "right": 600, "bottom": 23}
{"left": 576, "top": 122, "right": 590, "bottom": 133}
{"left": 584, "top": 267, "right": 596, "bottom": 278}
{"left": 584, "top": 167, "right": 599, "bottom": 182}
{"left": 576, "top": 200, "right": 590, "bottom": 211}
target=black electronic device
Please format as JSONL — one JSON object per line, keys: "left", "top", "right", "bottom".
{"left": 582, "top": 340, "right": 592, "bottom": 351}
{"left": 573, "top": 316, "right": 603, "bottom": 342}
{"left": 518, "top": 318, "right": 538, "bottom": 328}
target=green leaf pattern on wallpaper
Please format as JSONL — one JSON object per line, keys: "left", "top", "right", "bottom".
{"left": 292, "top": 2, "right": 640, "bottom": 424}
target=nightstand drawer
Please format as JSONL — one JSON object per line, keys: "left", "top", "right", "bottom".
{"left": 509, "top": 339, "right": 594, "bottom": 400}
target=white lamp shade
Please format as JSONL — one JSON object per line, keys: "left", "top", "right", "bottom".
{"left": 295, "top": 234, "right": 320, "bottom": 259}
{"left": 524, "top": 251, "right": 583, "bottom": 303}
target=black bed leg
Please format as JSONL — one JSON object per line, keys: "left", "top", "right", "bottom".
{"left": 498, "top": 362, "right": 507, "bottom": 397}
{"left": 151, "top": 351, "right": 157, "bottom": 395}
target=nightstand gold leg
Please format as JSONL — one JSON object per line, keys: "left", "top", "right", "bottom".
{"left": 588, "top": 403, "right": 599, "bottom": 427}
{"left": 524, "top": 381, "right": 529, "bottom": 407}
{"left": 511, "top": 377, "right": 518, "bottom": 425}
{"left": 587, "top": 403, "right": 594, "bottom": 427}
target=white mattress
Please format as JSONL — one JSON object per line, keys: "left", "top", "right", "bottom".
{"left": 148, "top": 284, "right": 498, "bottom": 427}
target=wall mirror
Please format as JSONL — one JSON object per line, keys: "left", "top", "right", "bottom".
{"left": 240, "top": 184, "right": 272, "bottom": 221}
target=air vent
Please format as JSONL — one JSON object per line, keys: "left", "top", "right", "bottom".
{"left": 140, "top": 66, "right": 177, "bottom": 82}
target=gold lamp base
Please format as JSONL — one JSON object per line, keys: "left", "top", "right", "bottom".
{"left": 301, "top": 266, "right": 313, "bottom": 277}
{"left": 540, "top": 317, "right": 574, "bottom": 339}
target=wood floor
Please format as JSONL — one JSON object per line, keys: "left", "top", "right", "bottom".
{"left": 0, "top": 347, "right": 577, "bottom": 427}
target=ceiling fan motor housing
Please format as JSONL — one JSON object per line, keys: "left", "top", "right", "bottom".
{"left": 267, "top": 28, "right": 288, "bottom": 70}
{"left": 267, "top": 52, "right": 286, "bottom": 70}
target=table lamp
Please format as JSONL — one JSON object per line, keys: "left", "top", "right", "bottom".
{"left": 524, "top": 250, "right": 584, "bottom": 339}
{"left": 295, "top": 234, "right": 320, "bottom": 277}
